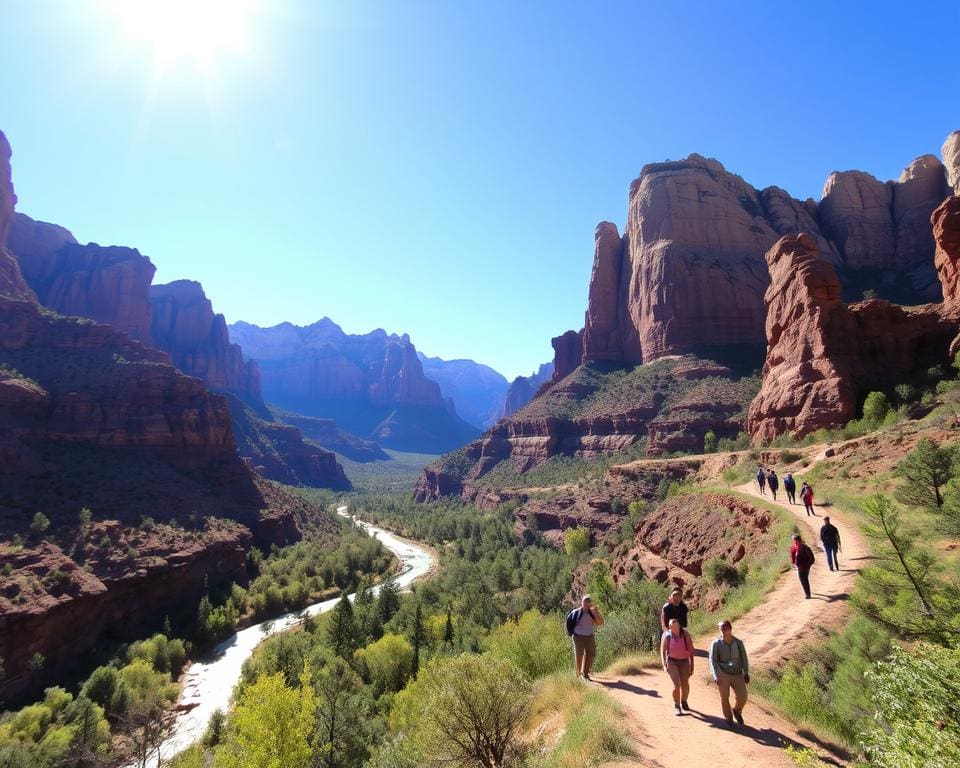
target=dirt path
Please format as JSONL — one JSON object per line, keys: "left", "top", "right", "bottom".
{"left": 594, "top": 473, "right": 870, "bottom": 768}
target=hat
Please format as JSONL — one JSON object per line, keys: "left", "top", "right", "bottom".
{"left": 792, "top": 533, "right": 801, "bottom": 540}
{"left": 824, "top": 516, "right": 830, "bottom": 521}
{"left": 582, "top": 594, "right": 592, "bottom": 602}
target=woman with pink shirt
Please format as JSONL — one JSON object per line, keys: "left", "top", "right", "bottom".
{"left": 661, "top": 617, "right": 696, "bottom": 715}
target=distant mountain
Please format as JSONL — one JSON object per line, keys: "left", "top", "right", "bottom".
{"left": 229, "top": 319, "right": 481, "bottom": 453}
{"left": 270, "top": 406, "right": 390, "bottom": 463}
{"left": 500, "top": 362, "right": 554, "bottom": 419}
{"left": 416, "top": 353, "right": 508, "bottom": 429}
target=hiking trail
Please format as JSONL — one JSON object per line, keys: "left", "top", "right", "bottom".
{"left": 594, "top": 463, "right": 868, "bottom": 768}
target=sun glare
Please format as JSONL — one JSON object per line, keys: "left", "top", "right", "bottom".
{"left": 101, "top": 0, "right": 259, "bottom": 73}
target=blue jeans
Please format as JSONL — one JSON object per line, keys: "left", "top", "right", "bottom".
{"left": 823, "top": 544, "right": 839, "bottom": 570}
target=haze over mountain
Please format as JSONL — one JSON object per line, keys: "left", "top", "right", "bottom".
{"left": 230, "top": 319, "right": 481, "bottom": 453}
{"left": 416, "top": 352, "right": 508, "bottom": 429}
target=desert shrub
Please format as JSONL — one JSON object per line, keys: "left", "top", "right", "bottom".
{"left": 563, "top": 527, "right": 590, "bottom": 556}
{"left": 486, "top": 610, "right": 569, "bottom": 680}
{"left": 703, "top": 429, "right": 718, "bottom": 453}
{"left": 30, "top": 513, "right": 50, "bottom": 538}
{"left": 862, "top": 391, "right": 890, "bottom": 423}
{"left": 703, "top": 557, "right": 740, "bottom": 586}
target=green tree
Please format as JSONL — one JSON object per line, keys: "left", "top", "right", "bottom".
{"left": 853, "top": 494, "right": 950, "bottom": 642}
{"left": 81, "top": 665, "right": 121, "bottom": 716}
{"left": 118, "top": 659, "right": 177, "bottom": 768}
{"left": 563, "top": 527, "right": 590, "bottom": 556}
{"left": 354, "top": 634, "right": 414, "bottom": 695}
{"left": 861, "top": 643, "right": 960, "bottom": 767}
{"left": 64, "top": 695, "right": 111, "bottom": 766}
{"left": 30, "top": 512, "right": 50, "bottom": 538}
{"left": 214, "top": 672, "right": 313, "bottom": 768}
{"left": 703, "top": 429, "right": 718, "bottom": 453}
{"left": 894, "top": 437, "right": 956, "bottom": 509}
{"left": 376, "top": 576, "right": 401, "bottom": 625}
{"left": 411, "top": 602, "right": 427, "bottom": 678}
{"left": 327, "top": 594, "right": 359, "bottom": 660}
{"left": 862, "top": 391, "right": 890, "bottom": 423}
{"left": 587, "top": 561, "right": 617, "bottom": 608}
{"left": 392, "top": 654, "right": 532, "bottom": 768}
{"left": 312, "top": 653, "right": 370, "bottom": 768}
{"left": 443, "top": 607, "right": 454, "bottom": 648}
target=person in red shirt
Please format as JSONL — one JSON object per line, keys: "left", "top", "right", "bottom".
{"left": 790, "top": 533, "right": 816, "bottom": 598}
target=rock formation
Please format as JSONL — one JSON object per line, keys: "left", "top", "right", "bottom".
{"left": 230, "top": 319, "right": 481, "bottom": 452}
{"left": 551, "top": 329, "right": 583, "bottom": 382}
{"left": 150, "top": 280, "right": 261, "bottom": 402}
{"left": 499, "top": 362, "right": 554, "bottom": 419}
{"left": 582, "top": 222, "right": 625, "bottom": 362}
{"left": 416, "top": 352, "right": 508, "bottom": 430}
{"left": 747, "top": 202, "right": 960, "bottom": 442}
{"left": 9, "top": 213, "right": 156, "bottom": 343}
{"left": 944, "top": 132, "right": 960, "bottom": 195}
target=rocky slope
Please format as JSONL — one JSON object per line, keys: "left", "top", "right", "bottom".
{"left": 0, "top": 129, "right": 339, "bottom": 702}
{"left": 499, "top": 362, "right": 554, "bottom": 419}
{"left": 269, "top": 407, "right": 389, "bottom": 462}
{"left": 230, "top": 319, "right": 481, "bottom": 453}
{"left": 748, "top": 196, "right": 960, "bottom": 441}
{"left": 417, "top": 352, "right": 508, "bottom": 430}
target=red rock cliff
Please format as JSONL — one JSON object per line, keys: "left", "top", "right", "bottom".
{"left": 151, "top": 280, "right": 261, "bottom": 402}
{"left": 9, "top": 213, "right": 156, "bottom": 343}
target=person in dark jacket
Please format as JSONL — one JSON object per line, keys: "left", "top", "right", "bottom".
{"left": 783, "top": 472, "right": 796, "bottom": 504}
{"left": 819, "top": 516, "right": 842, "bottom": 571}
{"left": 660, "top": 588, "right": 689, "bottom": 632}
{"left": 756, "top": 465, "right": 767, "bottom": 495}
{"left": 790, "top": 533, "right": 815, "bottom": 598}
{"left": 767, "top": 469, "right": 779, "bottom": 501}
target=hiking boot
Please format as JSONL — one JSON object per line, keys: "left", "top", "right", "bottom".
{"left": 734, "top": 709, "right": 744, "bottom": 726}
{"left": 674, "top": 704, "right": 682, "bottom": 716}
{"left": 726, "top": 719, "right": 736, "bottom": 729}
{"left": 681, "top": 700, "right": 690, "bottom": 711}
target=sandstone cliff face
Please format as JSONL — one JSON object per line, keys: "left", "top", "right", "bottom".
{"left": 230, "top": 319, "right": 481, "bottom": 452}
{"left": 0, "top": 134, "right": 33, "bottom": 302}
{"left": 550, "top": 135, "right": 956, "bottom": 384}
{"left": 747, "top": 216, "right": 960, "bottom": 442}
{"left": 934, "top": 196, "right": 960, "bottom": 316}
{"left": 944, "top": 132, "right": 960, "bottom": 195}
{"left": 151, "top": 280, "right": 261, "bottom": 401}
{"left": 10, "top": 213, "right": 156, "bottom": 343}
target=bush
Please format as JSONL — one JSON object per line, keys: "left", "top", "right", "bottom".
{"left": 563, "top": 527, "right": 590, "bottom": 556}
{"left": 862, "top": 391, "right": 890, "bottom": 423}
{"left": 30, "top": 513, "right": 50, "bottom": 538}
{"left": 703, "top": 557, "right": 740, "bottom": 586}
{"left": 486, "top": 610, "right": 569, "bottom": 680}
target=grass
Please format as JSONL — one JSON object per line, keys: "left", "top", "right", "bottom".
{"left": 526, "top": 674, "right": 635, "bottom": 768}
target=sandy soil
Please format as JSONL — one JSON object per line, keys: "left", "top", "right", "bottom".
{"left": 591, "top": 474, "right": 868, "bottom": 767}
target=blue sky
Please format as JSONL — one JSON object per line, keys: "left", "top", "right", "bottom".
{"left": 1, "top": 1, "right": 957, "bottom": 379}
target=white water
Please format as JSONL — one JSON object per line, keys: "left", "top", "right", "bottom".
{"left": 131, "top": 507, "right": 434, "bottom": 766}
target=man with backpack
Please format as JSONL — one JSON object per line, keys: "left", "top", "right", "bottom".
{"left": 783, "top": 472, "right": 797, "bottom": 504}
{"left": 709, "top": 619, "right": 749, "bottom": 728}
{"left": 800, "top": 481, "right": 815, "bottom": 516}
{"left": 767, "top": 469, "right": 779, "bottom": 501}
{"left": 756, "top": 465, "right": 767, "bottom": 495}
{"left": 660, "top": 588, "right": 689, "bottom": 632}
{"left": 819, "top": 516, "right": 842, "bottom": 571}
{"left": 790, "top": 533, "right": 816, "bottom": 598}
{"left": 566, "top": 594, "right": 604, "bottom": 680}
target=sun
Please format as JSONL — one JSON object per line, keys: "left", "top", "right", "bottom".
{"left": 100, "top": 0, "right": 259, "bottom": 74}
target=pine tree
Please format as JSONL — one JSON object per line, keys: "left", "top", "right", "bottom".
{"left": 376, "top": 575, "right": 401, "bottom": 625}
{"left": 894, "top": 437, "right": 957, "bottom": 510}
{"left": 411, "top": 602, "right": 425, "bottom": 678}
{"left": 443, "top": 606, "right": 454, "bottom": 648}
{"left": 327, "top": 593, "right": 359, "bottom": 659}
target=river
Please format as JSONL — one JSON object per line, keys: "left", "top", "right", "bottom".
{"left": 133, "top": 506, "right": 434, "bottom": 766}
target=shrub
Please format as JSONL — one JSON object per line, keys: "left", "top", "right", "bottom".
{"left": 703, "top": 429, "right": 718, "bottom": 453}
{"left": 862, "top": 391, "right": 890, "bottom": 422}
{"left": 702, "top": 557, "right": 740, "bottom": 586}
{"left": 30, "top": 513, "right": 50, "bottom": 538}
{"left": 563, "top": 527, "right": 590, "bottom": 556}
{"left": 486, "top": 610, "right": 569, "bottom": 680}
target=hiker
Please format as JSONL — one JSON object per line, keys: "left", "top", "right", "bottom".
{"left": 783, "top": 472, "right": 796, "bottom": 504}
{"left": 790, "top": 533, "right": 816, "bottom": 598}
{"left": 660, "top": 588, "right": 689, "bottom": 632}
{"left": 709, "top": 619, "right": 749, "bottom": 728}
{"left": 819, "top": 516, "right": 842, "bottom": 571}
{"left": 567, "top": 594, "right": 603, "bottom": 681}
{"left": 767, "top": 468, "right": 779, "bottom": 501}
{"left": 661, "top": 618, "right": 695, "bottom": 715}
{"left": 800, "top": 481, "right": 815, "bottom": 516}
{"left": 756, "top": 465, "right": 766, "bottom": 495}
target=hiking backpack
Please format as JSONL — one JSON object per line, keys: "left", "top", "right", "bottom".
{"left": 565, "top": 608, "right": 581, "bottom": 637}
